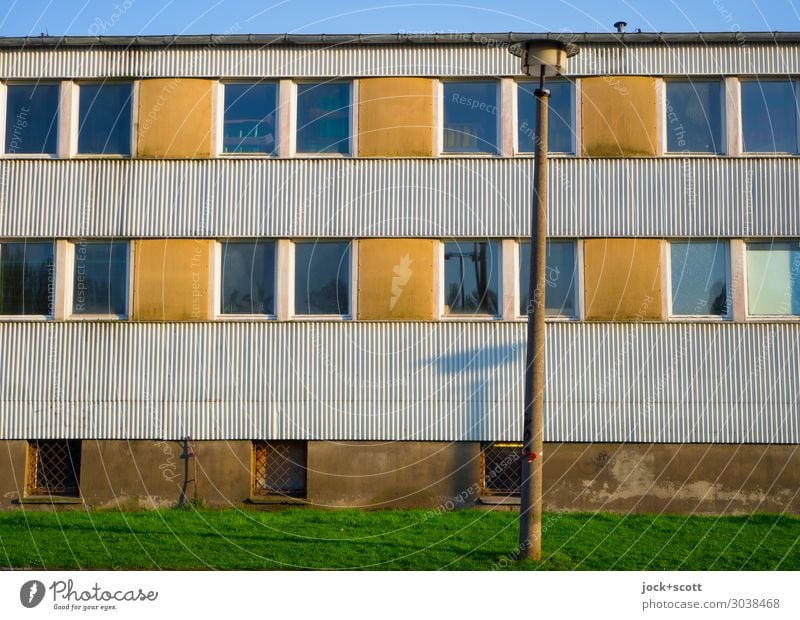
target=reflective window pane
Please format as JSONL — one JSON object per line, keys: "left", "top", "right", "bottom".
{"left": 223, "top": 83, "right": 278, "bottom": 154}
{"left": 443, "top": 82, "right": 498, "bottom": 153}
{"left": 519, "top": 241, "right": 577, "bottom": 317}
{"left": 741, "top": 81, "right": 799, "bottom": 153}
{"left": 671, "top": 241, "right": 728, "bottom": 315}
{"left": 73, "top": 242, "right": 128, "bottom": 315}
{"left": 5, "top": 84, "right": 59, "bottom": 155}
{"left": 221, "top": 241, "right": 275, "bottom": 314}
{"left": 0, "top": 241, "right": 54, "bottom": 315}
{"left": 444, "top": 241, "right": 500, "bottom": 315}
{"left": 518, "top": 80, "right": 575, "bottom": 153}
{"left": 296, "top": 83, "right": 350, "bottom": 154}
{"left": 665, "top": 80, "right": 723, "bottom": 153}
{"left": 295, "top": 241, "right": 351, "bottom": 315}
{"left": 747, "top": 241, "right": 800, "bottom": 315}
{"left": 78, "top": 83, "right": 132, "bottom": 155}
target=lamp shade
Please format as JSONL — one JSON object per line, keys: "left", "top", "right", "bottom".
{"left": 516, "top": 39, "right": 577, "bottom": 77}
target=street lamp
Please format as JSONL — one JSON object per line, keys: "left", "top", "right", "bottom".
{"left": 510, "top": 39, "right": 578, "bottom": 561}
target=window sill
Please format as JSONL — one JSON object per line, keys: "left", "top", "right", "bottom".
{"left": 0, "top": 315, "right": 53, "bottom": 321}
{"left": 246, "top": 496, "right": 307, "bottom": 505}
{"left": 477, "top": 495, "right": 520, "bottom": 506}
{"left": 73, "top": 154, "right": 132, "bottom": 159}
{"left": 440, "top": 152, "right": 500, "bottom": 158}
{"left": 67, "top": 315, "right": 128, "bottom": 321}
{"left": 442, "top": 314, "right": 503, "bottom": 321}
{"left": 217, "top": 314, "right": 277, "bottom": 321}
{"left": 14, "top": 496, "right": 83, "bottom": 505}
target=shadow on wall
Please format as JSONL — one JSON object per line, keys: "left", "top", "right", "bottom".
{"left": 427, "top": 341, "right": 525, "bottom": 440}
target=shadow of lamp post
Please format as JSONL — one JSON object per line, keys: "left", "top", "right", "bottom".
{"left": 508, "top": 38, "right": 579, "bottom": 561}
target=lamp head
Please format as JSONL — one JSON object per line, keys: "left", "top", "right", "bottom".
{"left": 510, "top": 39, "right": 579, "bottom": 77}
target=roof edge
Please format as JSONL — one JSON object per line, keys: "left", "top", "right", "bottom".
{"left": 0, "top": 31, "right": 799, "bottom": 49}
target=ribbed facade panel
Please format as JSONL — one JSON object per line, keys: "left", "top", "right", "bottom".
{"left": 1, "top": 43, "right": 800, "bottom": 78}
{"left": 0, "top": 322, "right": 796, "bottom": 443}
{"left": 1, "top": 158, "right": 798, "bottom": 238}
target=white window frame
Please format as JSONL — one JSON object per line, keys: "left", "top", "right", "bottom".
{"left": 65, "top": 239, "right": 131, "bottom": 320}
{"left": 0, "top": 80, "right": 63, "bottom": 159}
{"left": 0, "top": 239, "right": 57, "bottom": 320}
{"left": 739, "top": 77, "right": 800, "bottom": 156}
{"left": 73, "top": 79, "right": 137, "bottom": 159}
{"left": 665, "top": 238, "right": 732, "bottom": 321}
{"left": 292, "top": 79, "right": 355, "bottom": 158}
{"left": 660, "top": 77, "right": 727, "bottom": 156}
{"left": 216, "top": 80, "right": 281, "bottom": 158}
{"left": 742, "top": 238, "right": 800, "bottom": 321}
{"left": 515, "top": 238, "right": 581, "bottom": 321}
{"left": 215, "top": 239, "right": 278, "bottom": 321}
{"left": 290, "top": 238, "right": 356, "bottom": 320}
{"left": 513, "top": 77, "right": 579, "bottom": 157}
{"left": 439, "top": 78, "right": 502, "bottom": 157}
{"left": 438, "top": 239, "right": 504, "bottom": 320}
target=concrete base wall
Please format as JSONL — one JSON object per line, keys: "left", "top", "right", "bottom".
{"left": 1, "top": 440, "right": 798, "bottom": 513}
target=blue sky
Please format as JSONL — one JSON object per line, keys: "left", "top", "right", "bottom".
{"left": 1, "top": 0, "right": 798, "bottom": 37}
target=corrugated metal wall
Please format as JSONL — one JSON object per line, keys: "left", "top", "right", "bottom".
{"left": 1, "top": 43, "right": 799, "bottom": 78}
{"left": 1, "top": 321, "right": 797, "bottom": 443}
{"left": 1, "top": 158, "right": 797, "bottom": 238}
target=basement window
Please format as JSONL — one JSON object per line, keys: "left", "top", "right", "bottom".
{"left": 481, "top": 443, "right": 521, "bottom": 496}
{"left": 222, "top": 82, "right": 279, "bottom": 155}
{"left": 518, "top": 240, "right": 578, "bottom": 318}
{"left": 443, "top": 81, "right": 499, "bottom": 154}
{"left": 741, "top": 80, "right": 799, "bottom": 153}
{"left": 0, "top": 241, "right": 55, "bottom": 317}
{"left": 296, "top": 82, "right": 351, "bottom": 154}
{"left": 4, "top": 82, "right": 60, "bottom": 155}
{"left": 26, "top": 440, "right": 82, "bottom": 497}
{"left": 252, "top": 441, "right": 307, "bottom": 498}
{"left": 220, "top": 240, "right": 276, "bottom": 315}
{"left": 78, "top": 82, "right": 133, "bottom": 155}
{"left": 443, "top": 240, "right": 500, "bottom": 316}
{"left": 517, "top": 79, "right": 575, "bottom": 154}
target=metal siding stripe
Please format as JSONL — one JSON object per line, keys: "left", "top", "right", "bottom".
{"left": 3, "top": 158, "right": 800, "bottom": 238}
{"left": 0, "top": 322, "right": 798, "bottom": 443}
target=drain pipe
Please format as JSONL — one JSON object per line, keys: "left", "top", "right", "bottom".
{"left": 177, "top": 436, "right": 195, "bottom": 508}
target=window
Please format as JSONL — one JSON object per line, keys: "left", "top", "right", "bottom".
{"left": 517, "top": 79, "right": 575, "bottom": 154}
{"left": 444, "top": 240, "right": 500, "bottom": 315}
{"left": 746, "top": 241, "right": 800, "bottom": 316}
{"left": 294, "top": 240, "right": 351, "bottom": 315}
{"left": 78, "top": 82, "right": 133, "bottom": 155}
{"left": 221, "top": 241, "right": 275, "bottom": 315}
{"left": 223, "top": 82, "right": 279, "bottom": 154}
{"left": 0, "top": 241, "right": 54, "bottom": 316}
{"left": 741, "top": 80, "right": 799, "bottom": 153}
{"left": 26, "top": 440, "right": 82, "bottom": 497}
{"left": 253, "top": 441, "right": 307, "bottom": 498}
{"left": 5, "top": 83, "right": 59, "bottom": 155}
{"left": 72, "top": 241, "right": 128, "bottom": 316}
{"left": 519, "top": 240, "right": 577, "bottom": 317}
{"left": 443, "top": 81, "right": 498, "bottom": 153}
{"left": 665, "top": 79, "right": 723, "bottom": 153}
{"left": 481, "top": 443, "right": 521, "bottom": 496}
{"left": 296, "top": 82, "right": 351, "bottom": 154}
{"left": 670, "top": 240, "right": 728, "bottom": 316}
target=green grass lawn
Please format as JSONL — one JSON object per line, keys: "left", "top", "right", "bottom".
{"left": 0, "top": 508, "right": 798, "bottom": 570}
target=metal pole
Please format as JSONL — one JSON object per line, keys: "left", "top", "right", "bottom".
{"left": 518, "top": 65, "right": 549, "bottom": 561}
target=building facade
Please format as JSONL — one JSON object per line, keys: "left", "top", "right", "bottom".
{"left": 0, "top": 32, "right": 798, "bottom": 512}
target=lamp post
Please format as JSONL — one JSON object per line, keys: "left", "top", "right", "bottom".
{"left": 510, "top": 39, "right": 578, "bottom": 561}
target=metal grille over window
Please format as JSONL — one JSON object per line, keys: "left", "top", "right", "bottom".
{"left": 481, "top": 443, "right": 522, "bottom": 496}
{"left": 27, "top": 440, "right": 82, "bottom": 496}
{"left": 253, "top": 441, "right": 307, "bottom": 497}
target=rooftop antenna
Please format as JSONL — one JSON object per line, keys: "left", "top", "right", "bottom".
{"left": 613, "top": 21, "right": 627, "bottom": 34}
